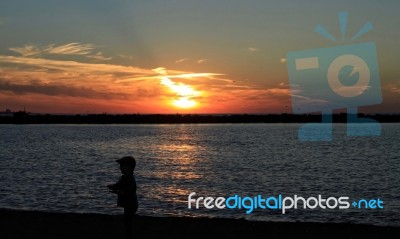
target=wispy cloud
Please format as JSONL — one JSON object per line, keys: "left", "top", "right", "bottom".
{"left": 0, "top": 55, "right": 153, "bottom": 75}
{"left": 118, "top": 54, "right": 133, "bottom": 60}
{"left": 45, "top": 43, "right": 94, "bottom": 55}
{"left": 8, "top": 43, "right": 112, "bottom": 60}
{"left": 248, "top": 47, "right": 259, "bottom": 52}
{"left": 86, "top": 52, "right": 112, "bottom": 61}
{"left": 279, "top": 82, "right": 290, "bottom": 87}
{"left": 381, "top": 83, "right": 400, "bottom": 94}
{"left": 175, "top": 58, "right": 189, "bottom": 63}
{"left": 9, "top": 43, "right": 94, "bottom": 57}
{"left": 166, "top": 73, "right": 222, "bottom": 79}
{"left": 197, "top": 59, "right": 208, "bottom": 64}
{"left": 175, "top": 58, "right": 208, "bottom": 64}
{"left": 9, "top": 45, "right": 42, "bottom": 57}
{"left": 290, "top": 94, "right": 329, "bottom": 105}
{"left": 391, "top": 87, "right": 400, "bottom": 94}
{"left": 0, "top": 80, "right": 128, "bottom": 99}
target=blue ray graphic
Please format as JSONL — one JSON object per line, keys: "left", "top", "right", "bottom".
{"left": 339, "top": 12, "right": 348, "bottom": 42}
{"left": 315, "top": 24, "right": 337, "bottom": 42}
{"left": 350, "top": 22, "right": 373, "bottom": 41}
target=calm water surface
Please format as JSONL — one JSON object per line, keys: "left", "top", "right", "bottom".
{"left": 0, "top": 124, "right": 399, "bottom": 226}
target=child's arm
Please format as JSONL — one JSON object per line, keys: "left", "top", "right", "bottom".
{"left": 107, "top": 178, "right": 124, "bottom": 194}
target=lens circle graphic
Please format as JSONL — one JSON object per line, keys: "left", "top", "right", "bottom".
{"left": 327, "top": 54, "right": 370, "bottom": 98}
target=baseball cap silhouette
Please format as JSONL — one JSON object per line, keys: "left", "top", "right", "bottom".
{"left": 116, "top": 156, "right": 136, "bottom": 169}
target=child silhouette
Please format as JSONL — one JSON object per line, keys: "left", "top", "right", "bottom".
{"left": 108, "top": 156, "right": 138, "bottom": 239}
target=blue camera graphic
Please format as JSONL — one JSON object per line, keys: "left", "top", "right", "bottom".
{"left": 287, "top": 12, "right": 382, "bottom": 141}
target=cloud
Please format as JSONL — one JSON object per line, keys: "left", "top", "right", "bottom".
{"left": 0, "top": 55, "right": 154, "bottom": 76}
{"left": 175, "top": 58, "right": 189, "bottom": 63}
{"left": 383, "top": 82, "right": 400, "bottom": 94}
{"left": 160, "top": 77, "right": 200, "bottom": 97}
{"left": 248, "top": 47, "right": 259, "bottom": 52}
{"left": 118, "top": 54, "right": 133, "bottom": 60}
{"left": 175, "top": 58, "right": 208, "bottom": 64}
{"left": 153, "top": 67, "right": 168, "bottom": 75}
{"left": 279, "top": 82, "right": 290, "bottom": 87}
{"left": 45, "top": 43, "right": 94, "bottom": 55}
{"left": 86, "top": 52, "right": 112, "bottom": 61}
{"left": 197, "top": 59, "right": 208, "bottom": 64}
{"left": 9, "top": 43, "right": 89, "bottom": 57}
{"left": 0, "top": 80, "right": 128, "bottom": 99}
{"left": 9, "top": 43, "right": 97, "bottom": 58}
{"left": 166, "top": 73, "right": 223, "bottom": 79}
{"left": 264, "top": 88, "right": 291, "bottom": 95}
{"left": 391, "top": 87, "right": 400, "bottom": 94}
{"left": 290, "top": 94, "right": 329, "bottom": 105}
{"left": 0, "top": 54, "right": 167, "bottom": 102}
{"left": 9, "top": 45, "right": 42, "bottom": 57}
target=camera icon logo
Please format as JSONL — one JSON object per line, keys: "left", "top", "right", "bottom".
{"left": 287, "top": 12, "right": 382, "bottom": 141}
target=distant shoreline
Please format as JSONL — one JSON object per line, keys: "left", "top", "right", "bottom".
{"left": 1, "top": 209, "right": 399, "bottom": 239}
{"left": 1, "top": 112, "right": 400, "bottom": 124}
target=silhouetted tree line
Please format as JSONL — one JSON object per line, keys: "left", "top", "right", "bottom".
{"left": 0, "top": 112, "right": 399, "bottom": 124}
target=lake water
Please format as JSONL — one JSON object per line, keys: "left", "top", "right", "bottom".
{"left": 0, "top": 124, "right": 399, "bottom": 227}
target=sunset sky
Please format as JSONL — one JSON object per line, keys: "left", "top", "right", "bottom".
{"left": 0, "top": 0, "right": 399, "bottom": 114}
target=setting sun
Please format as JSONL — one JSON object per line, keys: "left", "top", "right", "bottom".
{"left": 173, "top": 97, "right": 197, "bottom": 109}
{"left": 160, "top": 77, "right": 201, "bottom": 110}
